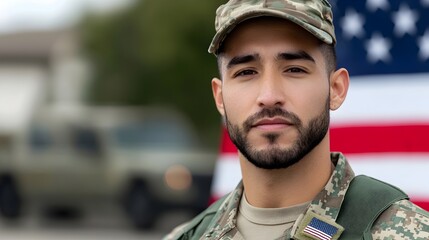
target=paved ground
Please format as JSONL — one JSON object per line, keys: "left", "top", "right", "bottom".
{"left": 0, "top": 205, "right": 193, "bottom": 240}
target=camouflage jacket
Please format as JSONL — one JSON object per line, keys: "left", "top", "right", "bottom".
{"left": 164, "top": 153, "right": 429, "bottom": 240}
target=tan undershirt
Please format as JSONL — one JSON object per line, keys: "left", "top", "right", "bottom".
{"left": 237, "top": 194, "right": 310, "bottom": 240}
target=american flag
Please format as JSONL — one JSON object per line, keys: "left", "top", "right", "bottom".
{"left": 303, "top": 217, "right": 339, "bottom": 240}
{"left": 330, "top": 0, "right": 429, "bottom": 210}
{"left": 210, "top": 0, "right": 429, "bottom": 211}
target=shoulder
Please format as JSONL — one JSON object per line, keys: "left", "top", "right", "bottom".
{"left": 371, "top": 199, "right": 429, "bottom": 239}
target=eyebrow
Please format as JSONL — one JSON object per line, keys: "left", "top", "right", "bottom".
{"left": 277, "top": 51, "right": 316, "bottom": 63}
{"left": 225, "top": 51, "right": 315, "bottom": 70}
{"left": 226, "top": 54, "right": 260, "bottom": 69}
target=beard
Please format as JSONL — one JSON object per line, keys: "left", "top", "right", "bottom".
{"left": 225, "top": 98, "right": 330, "bottom": 169}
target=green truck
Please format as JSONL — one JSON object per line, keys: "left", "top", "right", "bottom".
{"left": 0, "top": 107, "right": 216, "bottom": 228}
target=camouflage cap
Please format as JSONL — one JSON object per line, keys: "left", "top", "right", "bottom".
{"left": 208, "top": 0, "right": 336, "bottom": 54}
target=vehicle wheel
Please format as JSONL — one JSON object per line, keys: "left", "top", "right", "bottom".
{"left": 0, "top": 180, "right": 21, "bottom": 219}
{"left": 124, "top": 185, "right": 157, "bottom": 229}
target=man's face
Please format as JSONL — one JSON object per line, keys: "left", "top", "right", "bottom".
{"left": 212, "top": 17, "right": 332, "bottom": 169}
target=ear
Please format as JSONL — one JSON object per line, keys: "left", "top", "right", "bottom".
{"left": 212, "top": 77, "right": 225, "bottom": 116}
{"left": 329, "top": 68, "right": 349, "bottom": 111}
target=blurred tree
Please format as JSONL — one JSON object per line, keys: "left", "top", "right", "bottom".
{"left": 80, "top": 0, "right": 225, "bottom": 147}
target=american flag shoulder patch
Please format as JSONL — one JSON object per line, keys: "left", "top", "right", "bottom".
{"left": 294, "top": 211, "right": 344, "bottom": 240}
{"left": 303, "top": 218, "right": 338, "bottom": 240}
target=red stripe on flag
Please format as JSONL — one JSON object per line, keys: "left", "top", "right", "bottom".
{"left": 220, "top": 126, "right": 237, "bottom": 153}
{"left": 412, "top": 200, "right": 429, "bottom": 211}
{"left": 303, "top": 226, "right": 331, "bottom": 240}
{"left": 222, "top": 124, "right": 429, "bottom": 154}
{"left": 330, "top": 124, "right": 429, "bottom": 154}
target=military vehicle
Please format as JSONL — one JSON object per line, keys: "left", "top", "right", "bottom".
{"left": 0, "top": 106, "right": 216, "bottom": 228}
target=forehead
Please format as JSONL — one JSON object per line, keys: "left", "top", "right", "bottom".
{"left": 220, "top": 17, "right": 321, "bottom": 58}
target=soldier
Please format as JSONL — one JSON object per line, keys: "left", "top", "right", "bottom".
{"left": 165, "top": 0, "right": 429, "bottom": 239}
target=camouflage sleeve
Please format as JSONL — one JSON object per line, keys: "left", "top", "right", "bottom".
{"left": 371, "top": 200, "right": 429, "bottom": 240}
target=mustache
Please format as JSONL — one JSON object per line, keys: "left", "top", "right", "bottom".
{"left": 242, "top": 107, "right": 302, "bottom": 133}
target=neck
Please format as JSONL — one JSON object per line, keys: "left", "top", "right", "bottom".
{"left": 240, "top": 137, "right": 333, "bottom": 208}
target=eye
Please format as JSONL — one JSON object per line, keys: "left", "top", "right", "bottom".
{"left": 286, "top": 67, "right": 307, "bottom": 73}
{"left": 234, "top": 69, "right": 257, "bottom": 77}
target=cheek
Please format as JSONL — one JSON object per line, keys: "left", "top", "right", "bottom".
{"left": 222, "top": 84, "right": 256, "bottom": 121}
{"left": 294, "top": 82, "right": 329, "bottom": 119}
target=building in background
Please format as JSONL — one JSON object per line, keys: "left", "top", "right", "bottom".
{"left": 0, "top": 28, "right": 90, "bottom": 133}
{"left": 0, "top": 0, "right": 135, "bottom": 134}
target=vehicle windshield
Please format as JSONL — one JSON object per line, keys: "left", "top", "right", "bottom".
{"left": 111, "top": 119, "right": 196, "bottom": 149}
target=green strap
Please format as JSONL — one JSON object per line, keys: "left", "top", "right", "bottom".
{"left": 336, "top": 175, "right": 408, "bottom": 239}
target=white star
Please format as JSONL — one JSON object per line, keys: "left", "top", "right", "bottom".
{"left": 366, "top": 0, "right": 389, "bottom": 12}
{"left": 340, "top": 9, "right": 365, "bottom": 39}
{"left": 365, "top": 33, "right": 392, "bottom": 63}
{"left": 418, "top": 30, "right": 429, "bottom": 61}
{"left": 392, "top": 4, "right": 419, "bottom": 37}
{"left": 422, "top": 0, "right": 429, "bottom": 7}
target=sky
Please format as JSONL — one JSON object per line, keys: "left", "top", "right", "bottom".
{"left": 0, "top": 0, "right": 134, "bottom": 33}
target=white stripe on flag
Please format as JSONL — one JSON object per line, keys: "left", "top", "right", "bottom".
{"left": 211, "top": 154, "right": 242, "bottom": 198}
{"left": 347, "top": 153, "right": 429, "bottom": 198}
{"left": 331, "top": 73, "right": 429, "bottom": 126}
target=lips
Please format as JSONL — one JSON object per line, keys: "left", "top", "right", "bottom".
{"left": 252, "top": 117, "right": 293, "bottom": 130}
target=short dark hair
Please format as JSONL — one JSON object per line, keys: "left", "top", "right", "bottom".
{"left": 319, "top": 43, "right": 337, "bottom": 75}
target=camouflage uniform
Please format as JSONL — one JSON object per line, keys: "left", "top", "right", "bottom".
{"left": 164, "top": 153, "right": 429, "bottom": 239}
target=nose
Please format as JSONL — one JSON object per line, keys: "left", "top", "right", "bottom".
{"left": 256, "top": 73, "right": 285, "bottom": 108}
